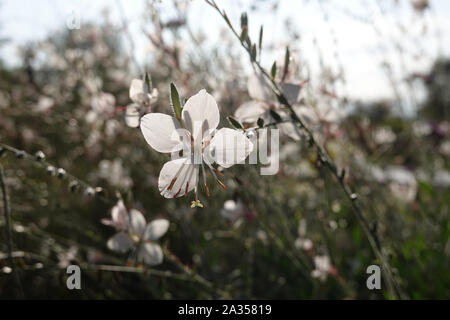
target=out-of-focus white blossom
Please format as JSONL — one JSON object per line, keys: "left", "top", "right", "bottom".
{"left": 221, "top": 200, "right": 245, "bottom": 222}
{"left": 98, "top": 159, "right": 133, "bottom": 189}
{"left": 439, "top": 141, "right": 450, "bottom": 157}
{"left": 311, "top": 255, "right": 331, "bottom": 281}
{"left": 125, "top": 79, "right": 158, "bottom": 128}
{"left": 373, "top": 127, "right": 396, "bottom": 145}
{"left": 234, "top": 72, "right": 305, "bottom": 141}
{"left": 35, "top": 96, "right": 54, "bottom": 113}
{"left": 433, "top": 170, "right": 450, "bottom": 187}
{"left": 91, "top": 92, "right": 116, "bottom": 114}
{"left": 57, "top": 245, "right": 78, "bottom": 268}
{"left": 294, "top": 219, "right": 313, "bottom": 251}
{"left": 386, "top": 166, "right": 418, "bottom": 203}
{"left": 101, "top": 200, "right": 128, "bottom": 231}
{"left": 412, "top": 121, "right": 432, "bottom": 137}
{"left": 104, "top": 202, "right": 169, "bottom": 266}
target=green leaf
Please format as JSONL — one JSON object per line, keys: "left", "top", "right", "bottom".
{"left": 418, "top": 180, "right": 433, "bottom": 196}
{"left": 258, "top": 25, "right": 263, "bottom": 52}
{"left": 257, "top": 117, "right": 265, "bottom": 128}
{"left": 251, "top": 44, "right": 257, "bottom": 61}
{"left": 271, "top": 61, "right": 277, "bottom": 80}
{"left": 143, "top": 72, "right": 153, "bottom": 93}
{"left": 170, "top": 83, "right": 182, "bottom": 122}
{"left": 282, "top": 46, "right": 290, "bottom": 81}
{"left": 240, "top": 28, "right": 248, "bottom": 42}
{"left": 269, "top": 110, "right": 282, "bottom": 122}
{"left": 227, "top": 116, "right": 244, "bottom": 130}
{"left": 240, "top": 12, "right": 248, "bottom": 30}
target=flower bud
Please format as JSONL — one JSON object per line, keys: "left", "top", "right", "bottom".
{"left": 69, "top": 181, "right": 79, "bottom": 193}
{"left": 57, "top": 168, "right": 66, "bottom": 179}
{"left": 85, "top": 187, "right": 95, "bottom": 197}
{"left": 46, "top": 165, "right": 56, "bottom": 176}
{"left": 15, "top": 150, "right": 25, "bottom": 159}
{"left": 34, "top": 150, "right": 46, "bottom": 161}
{"left": 95, "top": 187, "right": 105, "bottom": 196}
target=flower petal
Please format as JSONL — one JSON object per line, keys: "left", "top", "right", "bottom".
{"left": 278, "top": 122, "right": 302, "bottom": 141}
{"left": 111, "top": 200, "right": 129, "bottom": 230}
{"left": 129, "top": 79, "right": 148, "bottom": 105}
{"left": 140, "top": 113, "right": 187, "bottom": 153}
{"left": 276, "top": 110, "right": 302, "bottom": 141}
{"left": 248, "top": 73, "right": 273, "bottom": 102}
{"left": 182, "top": 89, "right": 220, "bottom": 143}
{"left": 143, "top": 219, "right": 170, "bottom": 241}
{"left": 158, "top": 158, "right": 199, "bottom": 198}
{"left": 295, "top": 105, "right": 319, "bottom": 126}
{"left": 125, "top": 104, "right": 141, "bottom": 128}
{"left": 137, "top": 243, "right": 163, "bottom": 266}
{"left": 129, "top": 209, "right": 146, "bottom": 236}
{"left": 316, "top": 104, "right": 340, "bottom": 122}
{"left": 205, "top": 128, "right": 254, "bottom": 168}
{"left": 130, "top": 79, "right": 144, "bottom": 98}
{"left": 91, "top": 92, "right": 115, "bottom": 113}
{"left": 280, "top": 82, "right": 303, "bottom": 105}
{"left": 234, "top": 101, "right": 267, "bottom": 123}
{"left": 107, "top": 232, "right": 133, "bottom": 253}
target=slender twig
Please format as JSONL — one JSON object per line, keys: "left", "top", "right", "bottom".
{"left": 0, "top": 142, "right": 115, "bottom": 205}
{"left": 246, "top": 119, "right": 293, "bottom": 131}
{"left": 163, "top": 247, "right": 228, "bottom": 297}
{"left": 79, "top": 263, "right": 208, "bottom": 284}
{"left": 0, "top": 163, "right": 25, "bottom": 299}
{"left": 205, "top": 0, "right": 402, "bottom": 299}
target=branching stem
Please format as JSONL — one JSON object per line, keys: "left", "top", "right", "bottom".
{"left": 205, "top": 0, "right": 403, "bottom": 299}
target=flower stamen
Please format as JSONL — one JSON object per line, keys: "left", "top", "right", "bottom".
{"left": 217, "top": 179, "right": 227, "bottom": 190}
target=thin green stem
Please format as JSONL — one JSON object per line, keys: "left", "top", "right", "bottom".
{"left": 205, "top": 0, "right": 402, "bottom": 299}
{"left": 0, "top": 142, "right": 115, "bottom": 205}
{"left": 163, "top": 247, "right": 228, "bottom": 297}
{"left": 0, "top": 163, "right": 25, "bottom": 299}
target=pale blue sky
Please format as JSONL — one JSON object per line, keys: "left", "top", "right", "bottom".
{"left": 1, "top": 0, "right": 449, "bottom": 105}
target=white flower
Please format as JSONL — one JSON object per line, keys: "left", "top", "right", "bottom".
{"left": 125, "top": 79, "right": 158, "bottom": 128}
{"left": 373, "top": 127, "right": 396, "bottom": 145}
{"left": 311, "top": 255, "right": 331, "bottom": 281}
{"left": 439, "top": 140, "right": 450, "bottom": 156}
{"left": 294, "top": 219, "right": 313, "bottom": 251}
{"left": 57, "top": 246, "right": 78, "bottom": 268}
{"left": 434, "top": 170, "right": 450, "bottom": 187}
{"left": 91, "top": 92, "right": 115, "bottom": 114}
{"left": 98, "top": 159, "right": 133, "bottom": 189}
{"left": 140, "top": 89, "right": 253, "bottom": 200}
{"left": 101, "top": 200, "right": 128, "bottom": 231}
{"left": 35, "top": 96, "right": 54, "bottom": 113}
{"left": 106, "top": 208, "right": 169, "bottom": 266}
{"left": 220, "top": 199, "right": 245, "bottom": 222}
{"left": 385, "top": 166, "right": 418, "bottom": 203}
{"left": 234, "top": 72, "right": 305, "bottom": 140}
